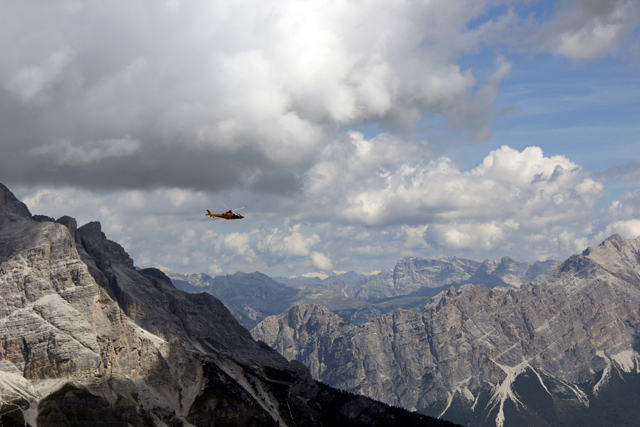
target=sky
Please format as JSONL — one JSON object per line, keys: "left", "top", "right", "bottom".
{"left": 1, "top": 0, "right": 640, "bottom": 277}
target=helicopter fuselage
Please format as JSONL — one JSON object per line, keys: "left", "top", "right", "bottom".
{"left": 206, "top": 210, "right": 244, "bottom": 220}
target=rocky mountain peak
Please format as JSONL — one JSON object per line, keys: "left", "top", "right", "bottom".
{"left": 599, "top": 233, "right": 626, "bottom": 248}
{"left": 56, "top": 215, "right": 78, "bottom": 242}
{"left": 77, "top": 220, "right": 135, "bottom": 270}
{"left": 547, "top": 234, "right": 640, "bottom": 296}
{"left": 0, "top": 183, "right": 31, "bottom": 224}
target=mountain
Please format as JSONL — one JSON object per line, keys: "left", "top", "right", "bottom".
{"left": 0, "top": 183, "right": 456, "bottom": 427}
{"left": 161, "top": 255, "right": 557, "bottom": 330}
{"left": 157, "top": 267, "right": 374, "bottom": 329}
{"left": 159, "top": 266, "right": 443, "bottom": 328}
{"left": 326, "top": 257, "right": 558, "bottom": 302}
{"left": 251, "top": 235, "right": 640, "bottom": 427}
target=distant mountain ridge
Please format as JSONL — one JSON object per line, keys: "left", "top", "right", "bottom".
{"left": 325, "top": 256, "right": 559, "bottom": 301}
{"left": 162, "top": 254, "right": 558, "bottom": 330}
{"left": 273, "top": 270, "right": 364, "bottom": 287}
{"left": 251, "top": 235, "right": 640, "bottom": 427}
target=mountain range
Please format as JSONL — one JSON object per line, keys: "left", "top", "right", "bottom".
{"left": 159, "top": 254, "right": 557, "bottom": 330}
{"left": 251, "top": 235, "right": 640, "bottom": 426}
{"left": 0, "top": 182, "right": 455, "bottom": 427}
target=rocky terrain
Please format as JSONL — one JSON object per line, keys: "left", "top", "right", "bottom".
{"left": 252, "top": 235, "right": 640, "bottom": 427}
{"left": 0, "top": 183, "right": 456, "bottom": 427}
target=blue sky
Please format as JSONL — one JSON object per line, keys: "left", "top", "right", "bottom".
{"left": 2, "top": 0, "right": 640, "bottom": 277}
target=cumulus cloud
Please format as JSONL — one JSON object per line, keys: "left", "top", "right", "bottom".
{"left": 301, "top": 134, "right": 608, "bottom": 261}
{"left": 590, "top": 190, "right": 640, "bottom": 243}
{"left": 311, "top": 252, "right": 333, "bottom": 271}
{"left": 0, "top": 0, "right": 517, "bottom": 191}
{"left": 306, "top": 133, "right": 604, "bottom": 228}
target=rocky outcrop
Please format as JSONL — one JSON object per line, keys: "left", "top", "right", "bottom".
{"left": 252, "top": 235, "right": 640, "bottom": 427}
{"left": 0, "top": 183, "right": 454, "bottom": 427}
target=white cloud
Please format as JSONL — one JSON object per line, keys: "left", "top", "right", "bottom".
{"left": 7, "top": 151, "right": 629, "bottom": 276}
{"left": 300, "top": 136, "right": 610, "bottom": 262}
{"left": 223, "top": 233, "right": 254, "bottom": 259}
{"left": 311, "top": 251, "right": 333, "bottom": 271}
{"left": 0, "top": 0, "right": 517, "bottom": 189}
{"left": 306, "top": 135, "right": 604, "bottom": 231}
{"left": 426, "top": 221, "right": 504, "bottom": 250}
{"left": 595, "top": 220, "right": 640, "bottom": 241}
{"left": 590, "top": 190, "right": 640, "bottom": 243}
{"left": 257, "top": 225, "right": 321, "bottom": 259}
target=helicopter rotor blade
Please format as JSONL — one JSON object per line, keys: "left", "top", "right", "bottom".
{"left": 221, "top": 202, "right": 245, "bottom": 212}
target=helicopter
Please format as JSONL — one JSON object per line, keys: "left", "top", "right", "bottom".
{"left": 206, "top": 203, "right": 245, "bottom": 220}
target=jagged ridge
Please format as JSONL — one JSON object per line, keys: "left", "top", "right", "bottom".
{"left": 252, "top": 235, "right": 640, "bottom": 427}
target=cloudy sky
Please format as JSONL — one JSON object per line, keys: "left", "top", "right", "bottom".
{"left": 2, "top": 0, "right": 640, "bottom": 277}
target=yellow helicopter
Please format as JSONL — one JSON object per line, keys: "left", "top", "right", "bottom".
{"left": 206, "top": 204, "right": 245, "bottom": 220}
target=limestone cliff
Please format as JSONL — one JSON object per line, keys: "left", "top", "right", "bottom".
{"left": 252, "top": 235, "right": 640, "bottom": 427}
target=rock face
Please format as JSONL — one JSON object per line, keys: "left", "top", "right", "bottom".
{"left": 0, "top": 183, "right": 454, "bottom": 427}
{"left": 252, "top": 235, "right": 640, "bottom": 427}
